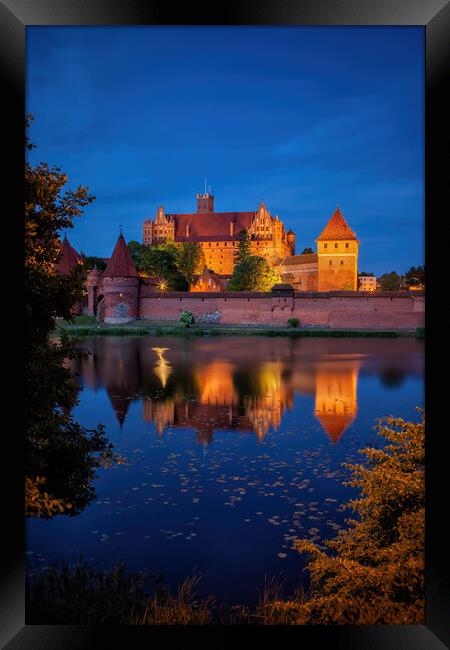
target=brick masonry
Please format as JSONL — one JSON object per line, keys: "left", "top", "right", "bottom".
{"left": 138, "top": 290, "right": 425, "bottom": 330}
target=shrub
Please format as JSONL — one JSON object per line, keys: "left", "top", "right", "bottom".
{"left": 266, "top": 411, "right": 425, "bottom": 625}
{"left": 179, "top": 311, "right": 195, "bottom": 327}
{"left": 287, "top": 317, "right": 299, "bottom": 328}
{"left": 73, "top": 314, "right": 97, "bottom": 325}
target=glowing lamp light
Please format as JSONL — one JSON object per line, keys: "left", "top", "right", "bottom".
{"left": 159, "top": 280, "right": 167, "bottom": 291}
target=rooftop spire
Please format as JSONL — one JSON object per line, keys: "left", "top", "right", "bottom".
{"left": 315, "top": 207, "right": 358, "bottom": 242}
{"left": 103, "top": 232, "right": 138, "bottom": 277}
{"left": 56, "top": 234, "right": 82, "bottom": 275}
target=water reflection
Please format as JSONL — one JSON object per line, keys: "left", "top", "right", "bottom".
{"left": 70, "top": 337, "right": 423, "bottom": 445}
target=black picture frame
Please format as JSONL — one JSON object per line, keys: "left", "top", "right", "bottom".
{"left": 3, "top": 1, "right": 449, "bottom": 647}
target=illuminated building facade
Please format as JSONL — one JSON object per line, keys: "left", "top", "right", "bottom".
{"left": 142, "top": 192, "right": 295, "bottom": 276}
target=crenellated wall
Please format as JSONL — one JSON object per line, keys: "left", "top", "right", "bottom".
{"left": 138, "top": 290, "right": 425, "bottom": 330}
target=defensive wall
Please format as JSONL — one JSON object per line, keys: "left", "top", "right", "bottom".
{"left": 138, "top": 288, "right": 425, "bottom": 330}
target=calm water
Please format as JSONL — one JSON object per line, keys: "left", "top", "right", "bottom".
{"left": 27, "top": 336, "right": 424, "bottom": 605}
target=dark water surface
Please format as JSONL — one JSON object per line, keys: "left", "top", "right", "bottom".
{"left": 27, "top": 336, "right": 424, "bottom": 605}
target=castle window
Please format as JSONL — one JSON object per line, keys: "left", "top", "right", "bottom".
{"left": 209, "top": 243, "right": 211, "bottom": 247}
{"left": 345, "top": 243, "right": 349, "bottom": 248}
{"left": 335, "top": 243, "right": 338, "bottom": 248}
{"left": 329, "top": 260, "right": 332, "bottom": 266}
{"left": 341, "top": 261, "right": 344, "bottom": 266}
{"left": 324, "top": 243, "right": 328, "bottom": 249}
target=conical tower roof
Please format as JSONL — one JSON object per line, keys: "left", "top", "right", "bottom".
{"left": 316, "top": 207, "right": 358, "bottom": 242}
{"left": 56, "top": 234, "right": 83, "bottom": 275}
{"left": 315, "top": 412, "right": 356, "bottom": 445}
{"left": 103, "top": 233, "right": 138, "bottom": 277}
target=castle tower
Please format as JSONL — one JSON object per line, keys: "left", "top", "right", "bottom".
{"left": 316, "top": 207, "right": 359, "bottom": 291}
{"left": 196, "top": 191, "right": 214, "bottom": 213}
{"left": 102, "top": 232, "right": 140, "bottom": 324}
{"left": 287, "top": 229, "right": 296, "bottom": 255}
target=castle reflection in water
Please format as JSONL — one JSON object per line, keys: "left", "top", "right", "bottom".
{"left": 69, "top": 337, "right": 423, "bottom": 445}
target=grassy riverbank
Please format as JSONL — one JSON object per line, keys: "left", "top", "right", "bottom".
{"left": 56, "top": 318, "right": 422, "bottom": 338}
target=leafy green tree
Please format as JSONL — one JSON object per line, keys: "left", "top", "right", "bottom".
{"left": 301, "top": 247, "right": 314, "bottom": 255}
{"left": 143, "top": 247, "right": 187, "bottom": 290}
{"left": 234, "top": 229, "right": 252, "bottom": 266}
{"left": 127, "top": 240, "right": 146, "bottom": 267}
{"left": 378, "top": 271, "right": 404, "bottom": 291}
{"left": 176, "top": 242, "right": 205, "bottom": 289}
{"left": 128, "top": 240, "right": 187, "bottom": 290}
{"left": 260, "top": 412, "right": 425, "bottom": 625}
{"left": 227, "top": 256, "right": 281, "bottom": 292}
{"left": 25, "top": 115, "right": 117, "bottom": 518}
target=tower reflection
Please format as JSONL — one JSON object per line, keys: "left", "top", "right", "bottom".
{"left": 313, "top": 361, "right": 359, "bottom": 443}
{"left": 69, "top": 338, "right": 422, "bottom": 444}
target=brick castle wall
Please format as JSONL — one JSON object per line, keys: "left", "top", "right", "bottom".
{"left": 138, "top": 290, "right": 425, "bottom": 330}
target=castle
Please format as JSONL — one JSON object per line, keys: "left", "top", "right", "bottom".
{"left": 142, "top": 192, "right": 359, "bottom": 292}
{"left": 143, "top": 192, "right": 295, "bottom": 276}
{"left": 57, "top": 228, "right": 424, "bottom": 330}
{"left": 55, "top": 195, "right": 400, "bottom": 325}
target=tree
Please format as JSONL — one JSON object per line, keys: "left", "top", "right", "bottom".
{"left": 301, "top": 247, "right": 314, "bottom": 255}
{"left": 378, "top": 271, "right": 404, "bottom": 291}
{"left": 227, "top": 256, "right": 281, "bottom": 292}
{"left": 144, "top": 247, "right": 187, "bottom": 290}
{"left": 128, "top": 242, "right": 187, "bottom": 290}
{"left": 403, "top": 265, "right": 425, "bottom": 288}
{"left": 83, "top": 255, "right": 107, "bottom": 270}
{"left": 25, "top": 115, "right": 117, "bottom": 518}
{"left": 127, "top": 240, "right": 146, "bottom": 267}
{"left": 261, "top": 412, "right": 425, "bottom": 624}
{"left": 176, "top": 242, "right": 205, "bottom": 289}
{"left": 234, "top": 229, "right": 252, "bottom": 266}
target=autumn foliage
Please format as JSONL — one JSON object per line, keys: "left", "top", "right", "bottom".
{"left": 263, "top": 412, "right": 425, "bottom": 624}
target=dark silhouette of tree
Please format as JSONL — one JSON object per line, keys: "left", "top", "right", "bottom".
{"left": 403, "top": 265, "right": 425, "bottom": 287}
{"left": 83, "top": 255, "right": 107, "bottom": 270}
{"left": 25, "top": 115, "right": 117, "bottom": 518}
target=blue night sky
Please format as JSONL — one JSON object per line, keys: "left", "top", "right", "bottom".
{"left": 26, "top": 26, "right": 424, "bottom": 275}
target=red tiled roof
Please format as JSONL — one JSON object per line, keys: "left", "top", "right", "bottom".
{"left": 316, "top": 208, "right": 358, "bottom": 242}
{"left": 168, "top": 211, "right": 255, "bottom": 241}
{"left": 56, "top": 235, "right": 83, "bottom": 275}
{"left": 103, "top": 234, "right": 138, "bottom": 277}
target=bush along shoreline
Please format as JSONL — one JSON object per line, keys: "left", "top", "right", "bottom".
{"left": 26, "top": 412, "right": 424, "bottom": 625}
